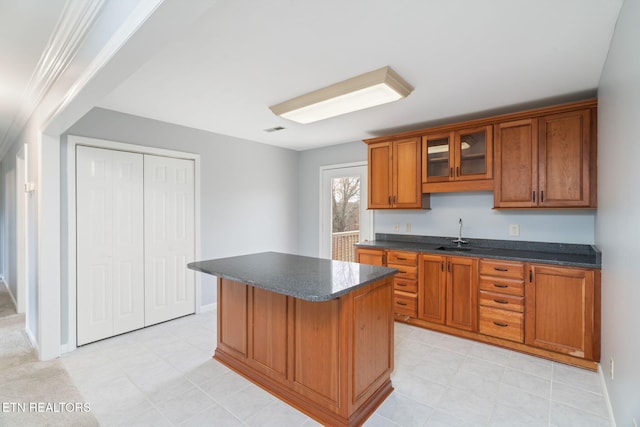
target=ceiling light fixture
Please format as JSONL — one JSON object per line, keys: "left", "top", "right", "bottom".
{"left": 269, "top": 66, "right": 413, "bottom": 124}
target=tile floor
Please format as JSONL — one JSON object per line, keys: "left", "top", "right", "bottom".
{"left": 56, "top": 310, "right": 614, "bottom": 426}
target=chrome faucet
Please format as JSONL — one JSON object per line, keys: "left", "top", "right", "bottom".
{"left": 451, "top": 218, "right": 468, "bottom": 247}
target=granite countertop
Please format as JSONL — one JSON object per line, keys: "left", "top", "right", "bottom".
{"left": 187, "top": 252, "right": 398, "bottom": 302}
{"left": 356, "top": 234, "right": 601, "bottom": 269}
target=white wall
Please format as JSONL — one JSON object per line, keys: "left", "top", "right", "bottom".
{"left": 65, "top": 108, "right": 300, "bottom": 309}
{"left": 0, "top": 142, "right": 18, "bottom": 299}
{"left": 596, "top": 0, "right": 640, "bottom": 424}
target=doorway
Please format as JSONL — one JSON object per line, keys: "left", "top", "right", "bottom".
{"left": 320, "top": 163, "right": 372, "bottom": 261}
{"left": 16, "top": 145, "right": 26, "bottom": 314}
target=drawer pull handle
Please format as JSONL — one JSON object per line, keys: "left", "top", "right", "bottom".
{"left": 397, "top": 302, "right": 408, "bottom": 306}
{"left": 493, "top": 284, "right": 508, "bottom": 288}
{"left": 396, "top": 257, "right": 407, "bottom": 261}
{"left": 494, "top": 267, "right": 508, "bottom": 272}
{"left": 397, "top": 283, "right": 407, "bottom": 287}
{"left": 494, "top": 299, "right": 508, "bottom": 304}
{"left": 493, "top": 322, "right": 508, "bottom": 327}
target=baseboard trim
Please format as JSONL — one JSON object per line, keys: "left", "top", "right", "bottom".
{"left": 598, "top": 363, "right": 617, "bottom": 426}
{"left": 199, "top": 303, "right": 217, "bottom": 313}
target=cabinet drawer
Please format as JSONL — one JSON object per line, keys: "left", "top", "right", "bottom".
{"left": 389, "top": 264, "right": 417, "bottom": 280}
{"left": 479, "top": 291, "right": 524, "bottom": 312}
{"left": 394, "top": 278, "right": 418, "bottom": 294}
{"left": 479, "top": 306, "right": 524, "bottom": 343}
{"left": 479, "top": 260, "right": 525, "bottom": 280}
{"left": 387, "top": 251, "right": 418, "bottom": 266}
{"left": 479, "top": 277, "right": 524, "bottom": 296}
{"left": 394, "top": 292, "right": 417, "bottom": 317}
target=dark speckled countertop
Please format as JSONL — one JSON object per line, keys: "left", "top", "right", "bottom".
{"left": 187, "top": 252, "right": 398, "bottom": 302}
{"left": 356, "top": 234, "right": 601, "bottom": 269}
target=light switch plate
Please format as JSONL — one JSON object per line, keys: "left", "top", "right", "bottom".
{"left": 509, "top": 224, "right": 520, "bottom": 236}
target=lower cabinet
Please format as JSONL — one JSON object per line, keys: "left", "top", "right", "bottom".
{"left": 525, "top": 264, "right": 600, "bottom": 361}
{"left": 356, "top": 246, "right": 601, "bottom": 370}
{"left": 387, "top": 250, "right": 419, "bottom": 318}
{"left": 418, "top": 254, "right": 477, "bottom": 331}
{"left": 478, "top": 259, "right": 525, "bottom": 343}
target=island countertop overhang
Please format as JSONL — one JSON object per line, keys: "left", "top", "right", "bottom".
{"left": 187, "top": 251, "right": 398, "bottom": 302}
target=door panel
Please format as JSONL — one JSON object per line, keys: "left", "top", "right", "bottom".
{"left": 77, "top": 146, "right": 144, "bottom": 345}
{"left": 144, "top": 155, "right": 196, "bottom": 325}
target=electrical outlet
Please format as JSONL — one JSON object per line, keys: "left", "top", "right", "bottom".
{"left": 610, "top": 357, "right": 614, "bottom": 380}
{"left": 405, "top": 223, "right": 411, "bottom": 232}
{"left": 393, "top": 224, "right": 399, "bottom": 232}
{"left": 509, "top": 224, "right": 520, "bottom": 236}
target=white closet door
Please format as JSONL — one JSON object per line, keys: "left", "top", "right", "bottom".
{"left": 144, "top": 155, "right": 195, "bottom": 326}
{"left": 77, "top": 146, "right": 144, "bottom": 345}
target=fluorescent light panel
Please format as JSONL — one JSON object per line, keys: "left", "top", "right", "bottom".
{"left": 269, "top": 66, "right": 413, "bottom": 124}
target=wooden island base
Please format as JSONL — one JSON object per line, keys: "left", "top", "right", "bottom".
{"left": 215, "top": 276, "right": 395, "bottom": 427}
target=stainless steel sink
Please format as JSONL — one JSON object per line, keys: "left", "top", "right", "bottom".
{"left": 436, "top": 246, "right": 472, "bottom": 252}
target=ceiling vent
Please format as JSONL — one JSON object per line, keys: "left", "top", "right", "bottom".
{"left": 264, "top": 126, "right": 286, "bottom": 133}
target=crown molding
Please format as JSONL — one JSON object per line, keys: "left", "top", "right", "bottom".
{"left": 0, "top": 0, "right": 106, "bottom": 158}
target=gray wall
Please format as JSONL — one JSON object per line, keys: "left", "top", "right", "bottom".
{"left": 297, "top": 142, "right": 366, "bottom": 256}
{"left": 375, "top": 193, "right": 595, "bottom": 244}
{"left": 66, "top": 108, "right": 300, "bottom": 307}
{"left": 297, "top": 143, "right": 596, "bottom": 260}
{"left": 596, "top": 0, "right": 640, "bottom": 424}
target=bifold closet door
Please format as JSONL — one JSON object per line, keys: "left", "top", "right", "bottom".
{"left": 144, "top": 155, "right": 196, "bottom": 326}
{"left": 76, "top": 146, "right": 144, "bottom": 345}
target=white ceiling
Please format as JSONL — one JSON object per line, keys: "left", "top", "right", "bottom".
{"left": 1, "top": 0, "right": 624, "bottom": 152}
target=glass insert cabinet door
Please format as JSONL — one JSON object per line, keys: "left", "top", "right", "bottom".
{"left": 423, "top": 132, "right": 453, "bottom": 182}
{"left": 456, "top": 128, "right": 488, "bottom": 179}
{"left": 422, "top": 126, "right": 493, "bottom": 183}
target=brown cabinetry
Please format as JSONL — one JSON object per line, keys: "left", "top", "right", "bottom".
{"left": 355, "top": 248, "right": 386, "bottom": 266}
{"left": 525, "top": 264, "right": 600, "bottom": 361}
{"left": 418, "top": 254, "right": 478, "bottom": 331}
{"left": 494, "top": 105, "right": 596, "bottom": 208}
{"left": 367, "top": 137, "right": 429, "bottom": 209}
{"left": 356, "top": 246, "right": 601, "bottom": 370}
{"left": 422, "top": 126, "right": 493, "bottom": 193}
{"left": 217, "top": 276, "right": 394, "bottom": 426}
{"left": 478, "top": 259, "right": 525, "bottom": 343}
{"left": 387, "top": 250, "right": 419, "bottom": 318}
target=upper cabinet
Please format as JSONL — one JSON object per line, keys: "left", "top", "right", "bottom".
{"left": 367, "top": 137, "right": 430, "bottom": 209}
{"left": 422, "top": 125, "right": 493, "bottom": 193}
{"left": 494, "top": 104, "right": 596, "bottom": 208}
{"left": 364, "top": 99, "right": 597, "bottom": 210}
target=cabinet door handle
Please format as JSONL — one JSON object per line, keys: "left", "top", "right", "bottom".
{"left": 532, "top": 191, "right": 536, "bottom": 203}
{"left": 441, "top": 261, "right": 444, "bottom": 271}
{"left": 447, "top": 262, "right": 451, "bottom": 272}
{"left": 397, "top": 302, "right": 408, "bottom": 306}
{"left": 494, "top": 299, "right": 509, "bottom": 304}
{"left": 494, "top": 267, "right": 508, "bottom": 272}
{"left": 529, "top": 270, "right": 533, "bottom": 282}
{"left": 541, "top": 191, "right": 544, "bottom": 203}
{"left": 493, "top": 322, "right": 509, "bottom": 327}
{"left": 456, "top": 166, "right": 459, "bottom": 177}
{"left": 493, "top": 283, "right": 508, "bottom": 289}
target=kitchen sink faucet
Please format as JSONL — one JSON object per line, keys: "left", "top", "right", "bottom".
{"left": 451, "top": 218, "right": 468, "bottom": 247}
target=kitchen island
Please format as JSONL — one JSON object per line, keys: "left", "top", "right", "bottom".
{"left": 188, "top": 252, "right": 398, "bottom": 427}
